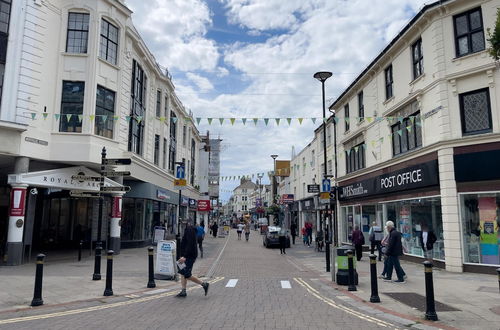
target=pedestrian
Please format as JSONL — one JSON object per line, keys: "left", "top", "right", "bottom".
{"left": 368, "top": 221, "right": 383, "bottom": 261}
{"left": 301, "top": 227, "right": 308, "bottom": 245}
{"left": 290, "top": 221, "right": 297, "bottom": 245}
{"left": 176, "top": 221, "right": 209, "bottom": 297}
{"left": 305, "top": 222, "right": 313, "bottom": 247}
{"left": 351, "top": 226, "right": 365, "bottom": 261}
{"left": 196, "top": 223, "right": 205, "bottom": 258}
{"left": 244, "top": 221, "right": 251, "bottom": 241}
{"left": 315, "top": 228, "right": 324, "bottom": 252}
{"left": 419, "top": 223, "right": 437, "bottom": 262}
{"left": 278, "top": 226, "right": 287, "bottom": 254}
{"left": 236, "top": 222, "right": 244, "bottom": 240}
{"left": 378, "top": 228, "right": 390, "bottom": 278}
{"left": 211, "top": 222, "right": 218, "bottom": 238}
{"left": 382, "top": 220, "right": 406, "bottom": 283}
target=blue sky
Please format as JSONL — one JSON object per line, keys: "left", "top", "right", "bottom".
{"left": 125, "top": 0, "right": 430, "bottom": 204}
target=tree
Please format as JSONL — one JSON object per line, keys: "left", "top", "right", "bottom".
{"left": 487, "top": 8, "right": 500, "bottom": 60}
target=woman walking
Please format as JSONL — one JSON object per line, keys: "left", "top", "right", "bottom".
{"left": 279, "top": 227, "right": 287, "bottom": 254}
{"left": 351, "top": 226, "right": 365, "bottom": 261}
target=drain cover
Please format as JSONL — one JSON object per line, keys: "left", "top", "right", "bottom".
{"left": 382, "top": 292, "right": 460, "bottom": 312}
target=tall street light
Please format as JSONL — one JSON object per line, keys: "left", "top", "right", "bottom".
{"left": 270, "top": 154, "right": 278, "bottom": 225}
{"left": 314, "top": 71, "right": 333, "bottom": 273}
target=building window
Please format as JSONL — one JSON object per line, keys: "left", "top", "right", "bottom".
{"left": 99, "top": 19, "right": 118, "bottom": 65}
{"left": 60, "top": 81, "right": 84, "bottom": 133}
{"left": 128, "top": 60, "right": 147, "bottom": 155}
{"left": 391, "top": 111, "right": 422, "bottom": 156}
{"left": 302, "top": 158, "right": 306, "bottom": 175}
{"left": 459, "top": 88, "right": 492, "bottom": 135}
{"left": 344, "top": 104, "right": 350, "bottom": 131}
{"left": 385, "top": 65, "right": 393, "bottom": 100}
{"left": 454, "top": 8, "right": 484, "bottom": 57}
{"left": 358, "top": 91, "right": 364, "bottom": 122}
{"left": 345, "top": 142, "right": 365, "bottom": 174}
{"left": 164, "top": 95, "right": 169, "bottom": 119}
{"left": 95, "top": 85, "right": 115, "bottom": 138}
{"left": 153, "top": 134, "right": 160, "bottom": 165}
{"left": 190, "top": 139, "right": 195, "bottom": 185}
{"left": 412, "top": 39, "right": 423, "bottom": 79}
{"left": 156, "top": 90, "right": 161, "bottom": 117}
{"left": 168, "top": 112, "right": 177, "bottom": 173}
{"left": 182, "top": 125, "right": 187, "bottom": 146}
{"left": 0, "top": 0, "right": 11, "bottom": 34}
{"left": 163, "top": 137, "right": 167, "bottom": 169}
{"left": 66, "top": 13, "right": 89, "bottom": 54}
{"left": 311, "top": 150, "right": 315, "bottom": 167}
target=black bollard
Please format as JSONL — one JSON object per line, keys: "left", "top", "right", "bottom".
{"left": 497, "top": 268, "right": 500, "bottom": 293}
{"left": 78, "top": 240, "right": 83, "bottom": 262}
{"left": 31, "top": 254, "right": 46, "bottom": 307}
{"left": 103, "top": 250, "right": 114, "bottom": 296}
{"left": 147, "top": 247, "right": 156, "bottom": 288}
{"left": 93, "top": 244, "right": 102, "bottom": 280}
{"left": 369, "top": 254, "right": 380, "bottom": 303}
{"left": 423, "top": 261, "right": 438, "bottom": 321}
{"left": 347, "top": 250, "right": 357, "bottom": 291}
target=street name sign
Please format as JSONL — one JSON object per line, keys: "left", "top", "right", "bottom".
{"left": 100, "top": 171, "right": 131, "bottom": 177}
{"left": 100, "top": 186, "right": 131, "bottom": 192}
{"left": 70, "top": 190, "right": 100, "bottom": 198}
{"left": 103, "top": 158, "right": 132, "bottom": 165}
{"left": 307, "top": 184, "right": 320, "bottom": 193}
{"left": 71, "top": 175, "right": 101, "bottom": 181}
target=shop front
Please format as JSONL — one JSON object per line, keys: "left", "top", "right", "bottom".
{"left": 338, "top": 156, "right": 444, "bottom": 263}
{"left": 300, "top": 197, "right": 318, "bottom": 233}
{"left": 188, "top": 198, "right": 198, "bottom": 223}
{"left": 455, "top": 142, "right": 500, "bottom": 272}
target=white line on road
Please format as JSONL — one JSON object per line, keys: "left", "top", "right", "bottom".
{"left": 225, "top": 279, "right": 238, "bottom": 287}
{"left": 281, "top": 280, "right": 292, "bottom": 289}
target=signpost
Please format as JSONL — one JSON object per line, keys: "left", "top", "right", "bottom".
{"left": 103, "top": 158, "right": 132, "bottom": 165}
{"left": 100, "top": 171, "right": 130, "bottom": 177}
{"left": 322, "top": 178, "right": 331, "bottom": 192}
{"left": 307, "top": 184, "right": 320, "bottom": 193}
{"left": 71, "top": 175, "right": 100, "bottom": 182}
{"left": 100, "top": 186, "right": 131, "bottom": 192}
{"left": 70, "top": 190, "right": 100, "bottom": 198}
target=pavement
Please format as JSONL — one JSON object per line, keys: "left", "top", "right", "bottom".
{"left": 0, "top": 230, "right": 498, "bottom": 329}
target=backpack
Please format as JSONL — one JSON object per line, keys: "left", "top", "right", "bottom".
{"left": 373, "top": 226, "right": 383, "bottom": 241}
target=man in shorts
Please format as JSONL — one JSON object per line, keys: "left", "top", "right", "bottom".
{"left": 196, "top": 223, "right": 205, "bottom": 258}
{"left": 237, "top": 222, "right": 244, "bottom": 240}
{"left": 176, "top": 222, "right": 209, "bottom": 297}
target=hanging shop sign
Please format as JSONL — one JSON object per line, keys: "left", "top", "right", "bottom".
{"left": 181, "top": 196, "right": 189, "bottom": 206}
{"left": 339, "top": 160, "right": 439, "bottom": 201}
{"left": 197, "top": 200, "right": 211, "bottom": 211}
{"left": 189, "top": 198, "right": 197, "bottom": 209}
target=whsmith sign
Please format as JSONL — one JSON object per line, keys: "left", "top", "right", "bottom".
{"left": 338, "top": 160, "right": 439, "bottom": 201}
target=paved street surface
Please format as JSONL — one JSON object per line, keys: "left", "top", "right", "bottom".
{"left": 0, "top": 230, "right": 442, "bottom": 330}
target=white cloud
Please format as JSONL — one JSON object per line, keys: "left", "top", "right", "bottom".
{"left": 186, "top": 73, "right": 215, "bottom": 92}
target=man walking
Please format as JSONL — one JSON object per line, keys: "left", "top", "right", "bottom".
{"left": 419, "top": 224, "right": 437, "bottom": 262}
{"left": 196, "top": 223, "right": 205, "bottom": 258}
{"left": 368, "top": 221, "right": 383, "bottom": 261}
{"left": 176, "top": 221, "right": 209, "bottom": 297}
{"left": 383, "top": 221, "right": 406, "bottom": 283}
{"left": 290, "top": 221, "right": 297, "bottom": 245}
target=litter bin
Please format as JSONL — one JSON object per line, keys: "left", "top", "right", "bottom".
{"left": 336, "top": 245, "right": 358, "bottom": 285}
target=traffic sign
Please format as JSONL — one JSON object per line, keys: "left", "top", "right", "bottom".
{"left": 322, "top": 178, "right": 331, "bottom": 192}
{"left": 319, "top": 192, "right": 330, "bottom": 204}
{"left": 174, "top": 179, "right": 186, "bottom": 186}
{"left": 100, "top": 171, "right": 131, "bottom": 177}
{"left": 71, "top": 175, "right": 101, "bottom": 181}
{"left": 307, "top": 184, "right": 320, "bottom": 193}
{"left": 70, "top": 190, "right": 100, "bottom": 198}
{"left": 176, "top": 164, "right": 185, "bottom": 179}
{"left": 103, "top": 158, "right": 132, "bottom": 165}
{"left": 100, "top": 186, "right": 131, "bottom": 192}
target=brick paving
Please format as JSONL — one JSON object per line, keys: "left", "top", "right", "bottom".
{"left": 0, "top": 229, "right": 439, "bottom": 329}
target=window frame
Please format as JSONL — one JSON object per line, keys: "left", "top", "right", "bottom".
{"left": 385, "top": 65, "right": 393, "bottom": 100}
{"left": 60, "top": 80, "right": 85, "bottom": 133}
{"left": 168, "top": 112, "right": 177, "bottom": 173}
{"left": 163, "top": 137, "right": 168, "bottom": 169}
{"left": 154, "top": 134, "right": 160, "bottom": 165}
{"left": 66, "top": 12, "right": 90, "bottom": 54}
{"left": 95, "top": 85, "right": 115, "bottom": 139}
{"left": 453, "top": 7, "right": 485, "bottom": 58}
{"left": 459, "top": 88, "right": 493, "bottom": 136}
{"left": 128, "top": 60, "right": 147, "bottom": 155}
{"left": 345, "top": 142, "right": 365, "bottom": 174}
{"left": 391, "top": 111, "right": 422, "bottom": 156}
{"left": 412, "top": 38, "right": 423, "bottom": 79}
{"left": 99, "top": 18, "right": 119, "bottom": 65}
{"left": 344, "top": 104, "right": 350, "bottom": 132}
{"left": 357, "top": 91, "right": 364, "bottom": 122}
{"left": 155, "top": 90, "right": 161, "bottom": 117}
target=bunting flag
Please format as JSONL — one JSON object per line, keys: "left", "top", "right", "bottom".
{"left": 31, "top": 113, "right": 36, "bottom": 120}
{"left": 406, "top": 125, "right": 412, "bottom": 133}
{"left": 345, "top": 117, "right": 350, "bottom": 124}
{"left": 264, "top": 118, "right": 269, "bottom": 126}
{"left": 230, "top": 118, "right": 236, "bottom": 125}
{"left": 89, "top": 115, "right": 95, "bottom": 122}
{"left": 241, "top": 118, "right": 247, "bottom": 125}
{"left": 172, "top": 117, "right": 178, "bottom": 124}
{"left": 113, "top": 115, "right": 119, "bottom": 121}
{"left": 66, "top": 114, "right": 72, "bottom": 122}
{"left": 219, "top": 118, "right": 224, "bottom": 125}
{"left": 78, "top": 115, "right": 83, "bottom": 122}
{"left": 207, "top": 118, "right": 213, "bottom": 125}
{"left": 42, "top": 113, "right": 48, "bottom": 120}
{"left": 275, "top": 118, "right": 280, "bottom": 126}
{"left": 125, "top": 116, "right": 131, "bottom": 122}
{"left": 136, "top": 116, "right": 143, "bottom": 123}
{"left": 286, "top": 118, "right": 292, "bottom": 125}
{"left": 397, "top": 129, "right": 402, "bottom": 137}
{"left": 298, "top": 118, "right": 303, "bottom": 125}
{"left": 366, "top": 117, "right": 373, "bottom": 123}
{"left": 196, "top": 117, "right": 202, "bottom": 125}
{"left": 311, "top": 118, "right": 316, "bottom": 124}
{"left": 102, "top": 115, "right": 108, "bottom": 122}
{"left": 253, "top": 118, "right": 258, "bottom": 126}
{"left": 333, "top": 117, "right": 339, "bottom": 124}
{"left": 323, "top": 117, "right": 328, "bottom": 123}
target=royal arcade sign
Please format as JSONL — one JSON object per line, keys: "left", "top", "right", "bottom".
{"left": 338, "top": 160, "right": 439, "bottom": 201}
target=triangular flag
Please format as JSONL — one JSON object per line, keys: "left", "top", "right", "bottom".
{"left": 78, "top": 115, "right": 83, "bottom": 122}
{"left": 125, "top": 116, "right": 131, "bottom": 122}
{"left": 286, "top": 118, "right": 292, "bottom": 125}
{"left": 136, "top": 116, "right": 143, "bottom": 123}
{"left": 264, "top": 118, "right": 269, "bottom": 126}
{"left": 398, "top": 116, "right": 404, "bottom": 123}
{"left": 242, "top": 118, "right": 247, "bottom": 125}
{"left": 253, "top": 118, "right": 258, "bottom": 126}
{"left": 386, "top": 116, "right": 393, "bottom": 121}
{"left": 196, "top": 117, "right": 201, "bottom": 125}
{"left": 219, "top": 118, "right": 224, "bottom": 125}
{"left": 89, "top": 114, "right": 95, "bottom": 121}
{"left": 298, "top": 118, "right": 303, "bottom": 125}
{"left": 409, "top": 116, "right": 415, "bottom": 124}
{"left": 102, "top": 115, "right": 108, "bottom": 122}
{"left": 54, "top": 114, "right": 60, "bottom": 121}
{"left": 207, "top": 118, "right": 213, "bottom": 125}
{"left": 275, "top": 118, "right": 280, "bottom": 126}
{"left": 113, "top": 115, "right": 119, "bottom": 121}
{"left": 371, "top": 140, "right": 376, "bottom": 148}
{"left": 323, "top": 117, "right": 328, "bottom": 123}
{"left": 346, "top": 149, "right": 351, "bottom": 156}
{"left": 172, "top": 117, "right": 178, "bottom": 124}
{"left": 406, "top": 125, "right": 412, "bottom": 133}
{"left": 354, "top": 146, "right": 359, "bottom": 153}
{"left": 311, "top": 118, "right": 316, "bottom": 124}
{"left": 416, "top": 121, "right": 422, "bottom": 127}
{"left": 185, "top": 117, "right": 192, "bottom": 122}
{"left": 345, "top": 117, "right": 350, "bottom": 124}
{"left": 159, "top": 116, "right": 165, "bottom": 123}
{"left": 230, "top": 118, "right": 236, "bottom": 125}
{"left": 397, "top": 129, "right": 402, "bottom": 137}
{"left": 66, "top": 114, "right": 72, "bottom": 122}
{"left": 30, "top": 113, "right": 36, "bottom": 120}
{"left": 333, "top": 117, "right": 339, "bottom": 124}
{"left": 42, "top": 113, "right": 48, "bottom": 120}
{"left": 366, "top": 117, "right": 373, "bottom": 123}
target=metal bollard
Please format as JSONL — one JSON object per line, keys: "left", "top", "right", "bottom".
{"left": 369, "top": 254, "right": 380, "bottom": 303}
{"left": 31, "top": 254, "right": 46, "bottom": 306}
{"left": 497, "top": 268, "right": 500, "bottom": 293}
{"left": 347, "top": 250, "right": 357, "bottom": 291}
{"left": 93, "top": 245, "right": 102, "bottom": 280}
{"left": 147, "top": 247, "right": 156, "bottom": 288}
{"left": 423, "top": 261, "right": 438, "bottom": 321}
{"left": 78, "top": 240, "right": 83, "bottom": 262}
{"left": 103, "top": 250, "right": 114, "bottom": 296}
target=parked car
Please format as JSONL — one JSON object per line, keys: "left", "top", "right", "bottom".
{"left": 263, "top": 226, "right": 290, "bottom": 248}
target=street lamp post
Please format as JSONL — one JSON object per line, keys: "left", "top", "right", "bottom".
{"left": 175, "top": 161, "right": 185, "bottom": 260}
{"left": 257, "top": 173, "right": 263, "bottom": 212}
{"left": 270, "top": 154, "right": 278, "bottom": 226}
{"left": 314, "top": 71, "right": 333, "bottom": 273}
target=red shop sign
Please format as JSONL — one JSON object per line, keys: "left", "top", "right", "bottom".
{"left": 197, "top": 200, "right": 211, "bottom": 211}
{"left": 9, "top": 188, "right": 27, "bottom": 217}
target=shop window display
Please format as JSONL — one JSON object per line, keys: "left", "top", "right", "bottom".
{"left": 460, "top": 193, "right": 500, "bottom": 265}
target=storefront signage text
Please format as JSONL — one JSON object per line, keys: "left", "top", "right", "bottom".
{"left": 380, "top": 169, "right": 422, "bottom": 189}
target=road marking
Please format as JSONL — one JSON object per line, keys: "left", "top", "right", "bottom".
{"left": 293, "top": 278, "right": 398, "bottom": 328}
{"left": 206, "top": 230, "right": 231, "bottom": 278}
{"left": 225, "top": 279, "right": 238, "bottom": 287}
{"left": 0, "top": 277, "right": 225, "bottom": 325}
{"left": 281, "top": 280, "right": 291, "bottom": 289}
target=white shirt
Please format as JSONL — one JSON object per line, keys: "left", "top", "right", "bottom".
{"left": 237, "top": 224, "right": 244, "bottom": 231}
{"left": 422, "top": 231, "right": 428, "bottom": 246}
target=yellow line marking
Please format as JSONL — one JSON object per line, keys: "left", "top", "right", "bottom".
{"left": 0, "top": 277, "right": 225, "bottom": 325}
{"left": 293, "top": 278, "right": 400, "bottom": 329}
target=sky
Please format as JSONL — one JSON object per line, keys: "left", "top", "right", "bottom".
{"left": 124, "top": 0, "right": 430, "bottom": 204}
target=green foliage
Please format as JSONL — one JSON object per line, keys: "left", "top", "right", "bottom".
{"left": 487, "top": 8, "right": 500, "bottom": 60}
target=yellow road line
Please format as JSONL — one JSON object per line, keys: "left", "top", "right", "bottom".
{"left": 293, "top": 278, "right": 400, "bottom": 329}
{"left": 0, "top": 277, "right": 225, "bottom": 325}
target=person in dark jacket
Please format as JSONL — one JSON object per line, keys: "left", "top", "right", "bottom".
{"left": 290, "top": 221, "right": 297, "bottom": 245}
{"left": 351, "top": 226, "right": 365, "bottom": 261}
{"left": 419, "top": 224, "right": 437, "bottom": 261}
{"left": 176, "top": 222, "right": 210, "bottom": 297}
{"left": 211, "top": 222, "right": 218, "bottom": 238}
{"left": 383, "top": 221, "right": 406, "bottom": 283}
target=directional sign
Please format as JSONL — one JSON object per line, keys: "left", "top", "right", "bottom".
{"left": 103, "top": 158, "right": 132, "bottom": 165}
{"left": 100, "top": 171, "right": 131, "bottom": 177}
{"left": 176, "top": 165, "right": 185, "bottom": 179}
{"left": 70, "top": 190, "right": 100, "bottom": 198}
{"left": 100, "top": 186, "right": 131, "bottom": 192}
{"left": 71, "top": 175, "right": 101, "bottom": 182}
{"left": 307, "top": 184, "right": 320, "bottom": 193}
{"left": 322, "top": 179, "right": 331, "bottom": 192}
{"left": 319, "top": 192, "right": 330, "bottom": 204}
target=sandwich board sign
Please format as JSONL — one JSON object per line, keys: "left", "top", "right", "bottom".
{"left": 155, "top": 240, "right": 177, "bottom": 280}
